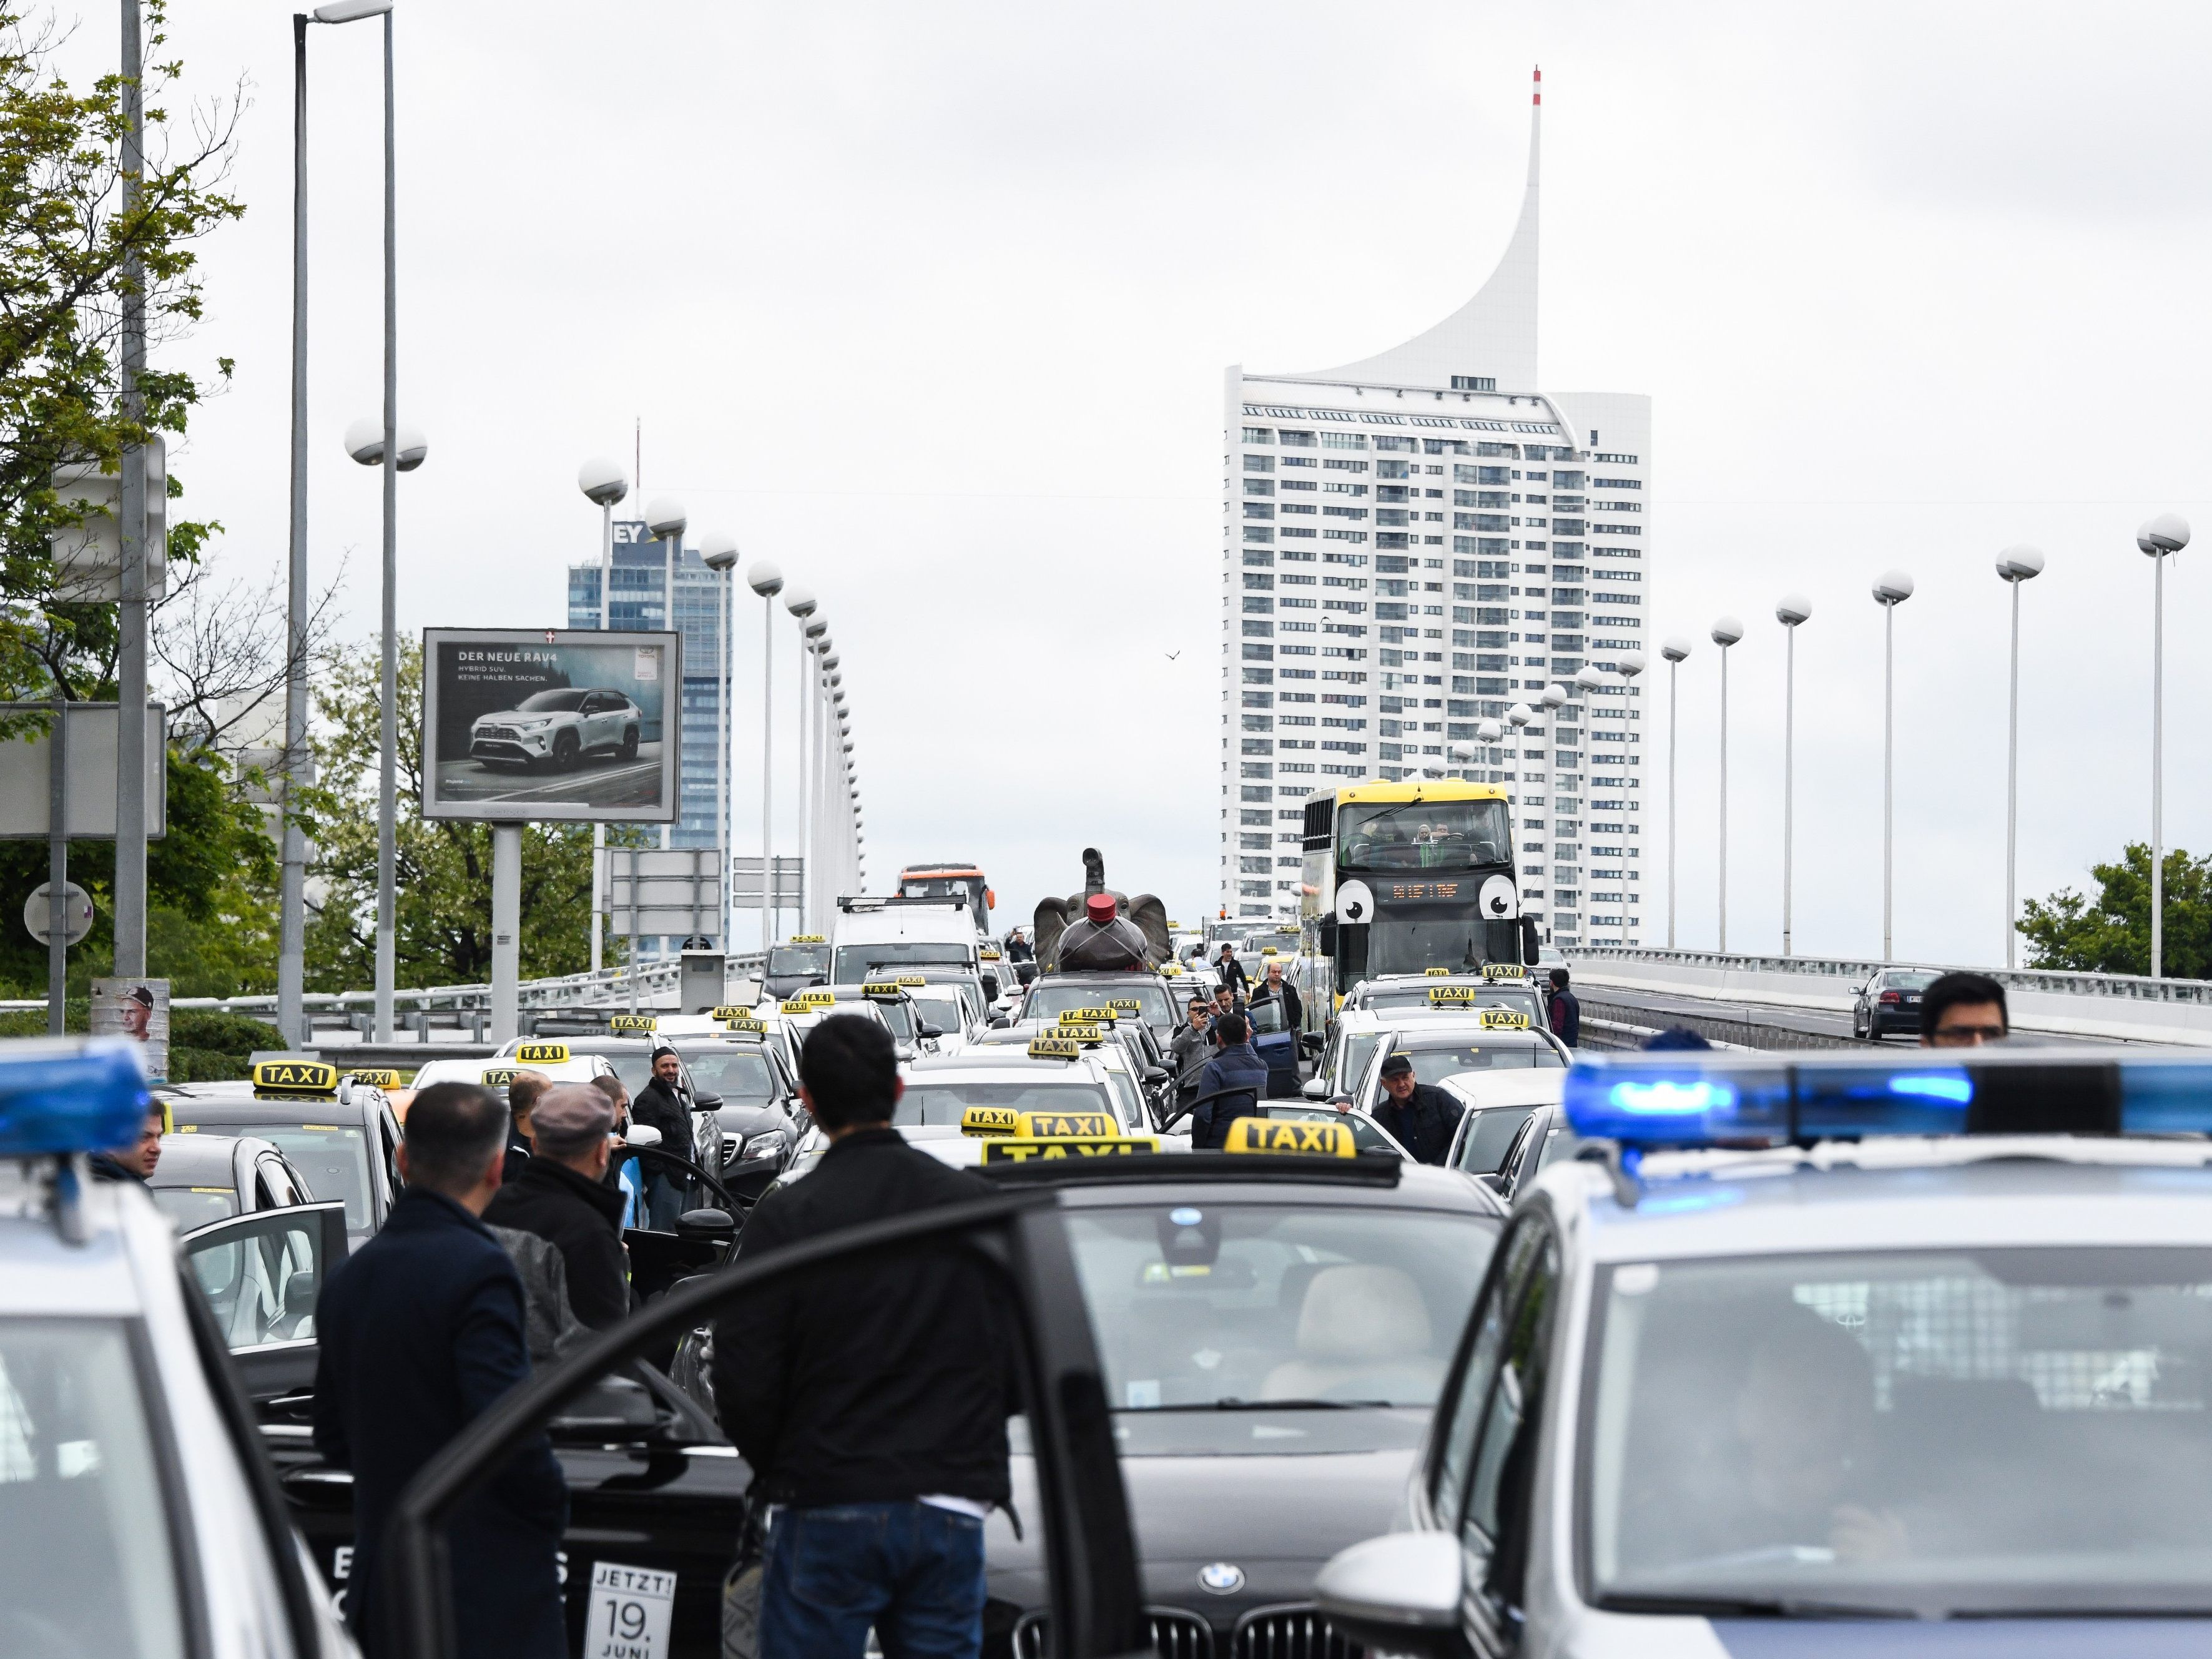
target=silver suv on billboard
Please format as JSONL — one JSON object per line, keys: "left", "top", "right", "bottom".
{"left": 468, "top": 687, "right": 642, "bottom": 770}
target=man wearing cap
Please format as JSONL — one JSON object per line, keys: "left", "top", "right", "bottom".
{"left": 631, "top": 1046, "right": 692, "bottom": 1229}
{"left": 483, "top": 1084, "right": 631, "bottom": 1331}
{"left": 1054, "top": 893, "right": 1151, "bottom": 972}
{"left": 1370, "top": 1053, "right": 1465, "bottom": 1167}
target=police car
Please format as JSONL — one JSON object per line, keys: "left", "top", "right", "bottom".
{"left": 1316, "top": 1047, "right": 2212, "bottom": 1654}
{"left": 162, "top": 1060, "right": 406, "bottom": 1246}
{"left": 0, "top": 1039, "right": 355, "bottom": 1658}
{"left": 978, "top": 1118, "right": 1508, "bottom": 1656}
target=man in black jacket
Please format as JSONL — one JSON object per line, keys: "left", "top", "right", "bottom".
{"left": 1546, "top": 967, "right": 1581, "bottom": 1049}
{"left": 483, "top": 1084, "right": 630, "bottom": 1330}
{"left": 1370, "top": 1051, "right": 1466, "bottom": 1166}
{"left": 1252, "top": 959, "right": 1302, "bottom": 1035}
{"left": 502, "top": 1070, "right": 551, "bottom": 1184}
{"left": 312, "top": 1083, "right": 566, "bottom": 1658}
{"left": 631, "top": 1046, "right": 692, "bottom": 1227}
{"left": 1213, "top": 942, "right": 1251, "bottom": 1000}
{"left": 712, "top": 1015, "right": 1010, "bottom": 1659}
{"left": 1191, "top": 1012, "right": 1267, "bottom": 1149}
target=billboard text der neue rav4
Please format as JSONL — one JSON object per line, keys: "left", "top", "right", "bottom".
{"left": 420, "top": 628, "right": 681, "bottom": 823}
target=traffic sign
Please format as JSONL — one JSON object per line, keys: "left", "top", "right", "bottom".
{"left": 24, "top": 882, "right": 92, "bottom": 947}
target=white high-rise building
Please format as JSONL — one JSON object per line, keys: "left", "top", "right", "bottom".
{"left": 1217, "top": 69, "right": 1649, "bottom": 948}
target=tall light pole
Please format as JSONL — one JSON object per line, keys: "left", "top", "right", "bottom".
{"left": 1872, "top": 570, "right": 1915, "bottom": 961}
{"left": 1659, "top": 637, "right": 1691, "bottom": 948}
{"left": 1775, "top": 597, "right": 1811, "bottom": 956}
{"left": 700, "top": 533, "right": 740, "bottom": 948}
{"left": 578, "top": 459, "right": 629, "bottom": 975}
{"left": 642, "top": 499, "right": 687, "bottom": 861}
{"left": 781, "top": 588, "right": 817, "bottom": 926}
{"left": 1709, "top": 619, "right": 1743, "bottom": 950}
{"left": 343, "top": 415, "right": 424, "bottom": 1041}
{"left": 1996, "top": 546, "right": 2045, "bottom": 968}
{"left": 802, "top": 617, "right": 828, "bottom": 915}
{"left": 747, "top": 560, "right": 785, "bottom": 950}
{"left": 2138, "top": 514, "right": 2190, "bottom": 978}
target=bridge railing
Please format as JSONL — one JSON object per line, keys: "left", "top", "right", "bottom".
{"left": 1569, "top": 947, "right": 2212, "bottom": 1006}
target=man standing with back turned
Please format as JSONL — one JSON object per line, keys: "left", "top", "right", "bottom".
{"left": 712, "top": 1014, "right": 1011, "bottom": 1659}
{"left": 312, "top": 1082, "right": 567, "bottom": 1659}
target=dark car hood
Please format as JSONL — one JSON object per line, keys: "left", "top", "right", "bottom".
{"left": 986, "top": 1420, "right": 1420, "bottom": 1627}
{"left": 712, "top": 1103, "right": 787, "bottom": 1138}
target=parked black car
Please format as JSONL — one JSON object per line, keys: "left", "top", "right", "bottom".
{"left": 1852, "top": 967, "right": 1939, "bottom": 1038}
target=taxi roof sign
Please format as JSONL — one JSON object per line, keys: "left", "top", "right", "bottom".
{"left": 514, "top": 1041, "right": 569, "bottom": 1065}
{"left": 1027, "top": 1035, "right": 1084, "bottom": 1060}
{"left": 0, "top": 1040, "right": 151, "bottom": 1159}
{"left": 1016, "top": 1109, "right": 1118, "bottom": 1140}
{"left": 711, "top": 1006, "right": 753, "bottom": 1023}
{"left": 787, "top": 933, "right": 825, "bottom": 943}
{"left": 252, "top": 1059, "right": 339, "bottom": 1098}
{"left": 1482, "top": 963, "right": 1528, "bottom": 979}
{"left": 1058, "top": 1007, "right": 1116, "bottom": 1026}
{"left": 609, "top": 1014, "right": 657, "bottom": 1033}
{"left": 981, "top": 1135, "right": 1158, "bottom": 1165}
{"left": 1224, "top": 1116, "right": 1357, "bottom": 1158}
{"left": 482, "top": 1066, "right": 520, "bottom": 1086}
{"left": 797, "top": 989, "right": 838, "bottom": 1008}
{"left": 960, "top": 1105, "right": 1022, "bottom": 1138}
{"left": 345, "top": 1068, "right": 405, "bottom": 1089}
{"left": 1428, "top": 985, "right": 1480, "bottom": 1003}
{"left": 860, "top": 982, "right": 903, "bottom": 999}
{"left": 1480, "top": 1009, "right": 1530, "bottom": 1030}
{"left": 895, "top": 975, "right": 928, "bottom": 987}
{"left": 1108, "top": 997, "right": 1142, "bottom": 1012}
{"left": 1053, "top": 1023, "right": 1108, "bottom": 1045}
{"left": 1424, "top": 967, "right": 1453, "bottom": 977}
{"left": 980, "top": 948, "right": 1003, "bottom": 961}
{"left": 779, "top": 1000, "right": 809, "bottom": 1015}
{"left": 722, "top": 1017, "right": 769, "bottom": 1035}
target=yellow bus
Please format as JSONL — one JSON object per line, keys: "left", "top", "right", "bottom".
{"left": 1298, "top": 779, "right": 1535, "bottom": 1001}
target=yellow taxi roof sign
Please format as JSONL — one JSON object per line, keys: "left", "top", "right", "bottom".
{"left": 797, "top": 988, "right": 838, "bottom": 1008}
{"left": 1224, "top": 1116, "right": 1358, "bottom": 1159}
{"left": 482, "top": 1066, "right": 520, "bottom": 1087}
{"left": 895, "top": 975, "right": 928, "bottom": 987}
{"left": 1428, "top": 985, "right": 1480, "bottom": 1003}
{"left": 609, "top": 1013, "right": 657, "bottom": 1032}
{"left": 1423, "top": 967, "right": 1453, "bottom": 977}
{"left": 1482, "top": 963, "right": 1528, "bottom": 979}
{"left": 252, "top": 1060, "right": 338, "bottom": 1098}
{"left": 1027, "top": 1035, "right": 1083, "bottom": 1060}
{"left": 1261, "top": 946, "right": 1279, "bottom": 955}
{"left": 723, "top": 1016, "right": 769, "bottom": 1035}
{"left": 788, "top": 934, "right": 825, "bottom": 943}
{"left": 961, "top": 1105, "right": 1022, "bottom": 1138}
{"left": 980, "top": 948, "right": 1003, "bottom": 961}
{"left": 1480, "top": 1008, "right": 1531, "bottom": 1030}
{"left": 1059, "top": 1007, "right": 1116, "bottom": 1025}
{"left": 1015, "top": 1109, "right": 1118, "bottom": 1140}
{"left": 515, "top": 1041, "right": 570, "bottom": 1064}
{"left": 711, "top": 1005, "right": 753, "bottom": 1023}
{"left": 1108, "top": 997, "right": 1142, "bottom": 1012}
{"left": 345, "top": 1068, "right": 404, "bottom": 1089}
{"left": 981, "top": 1135, "right": 1159, "bottom": 1165}
{"left": 860, "top": 982, "right": 902, "bottom": 998}
{"left": 1053, "top": 1023, "right": 1108, "bottom": 1045}
{"left": 779, "top": 1000, "right": 809, "bottom": 1014}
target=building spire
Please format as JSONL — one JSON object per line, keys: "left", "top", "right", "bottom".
{"left": 1282, "top": 66, "right": 1542, "bottom": 392}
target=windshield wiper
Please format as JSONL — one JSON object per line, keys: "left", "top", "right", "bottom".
{"left": 1600, "top": 1593, "right": 1920, "bottom": 1621}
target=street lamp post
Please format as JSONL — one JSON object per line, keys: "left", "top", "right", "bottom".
{"left": 1659, "top": 638, "right": 1691, "bottom": 947}
{"left": 781, "top": 588, "right": 816, "bottom": 927}
{"left": 1775, "top": 596, "right": 1811, "bottom": 956}
{"left": 642, "top": 498, "right": 687, "bottom": 857}
{"left": 700, "top": 533, "right": 741, "bottom": 948}
{"left": 343, "top": 415, "right": 424, "bottom": 1041}
{"left": 1996, "top": 546, "right": 2045, "bottom": 968}
{"left": 1710, "top": 618, "right": 1744, "bottom": 951}
{"left": 2138, "top": 514, "right": 2190, "bottom": 978}
{"left": 578, "top": 459, "right": 629, "bottom": 976}
{"left": 1872, "top": 570, "right": 1915, "bottom": 961}
{"left": 747, "top": 561, "right": 785, "bottom": 951}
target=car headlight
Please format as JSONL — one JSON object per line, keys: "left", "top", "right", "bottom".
{"left": 742, "top": 1131, "right": 785, "bottom": 1161}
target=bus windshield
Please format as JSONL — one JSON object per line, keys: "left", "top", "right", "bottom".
{"left": 832, "top": 942, "right": 974, "bottom": 983}
{"left": 767, "top": 942, "right": 831, "bottom": 977}
{"left": 1338, "top": 799, "right": 1510, "bottom": 872}
{"left": 900, "top": 874, "right": 988, "bottom": 915}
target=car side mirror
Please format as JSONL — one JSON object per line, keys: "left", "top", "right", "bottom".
{"left": 917, "top": 1025, "right": 944, "bottom": 1041}
{"left": 980, "top": 973, "right": 1000, "bottom": 1000}
{"left": 677, "top": 1208, "right": 737, "bottom": 1239}
{"left": 894, "top": 1042, "right": 917, "bottom": 1063}
{"left": 1143, "top": 1066, "right": 1169, "bottom": 1086}
{"left": 693, "top": 1091, "right": 723, "bottom": 1113}
{"left": 1313, "top": 1532, "right": 1463, "bottom": 1658}
{"left": 1300, "top": 1077, "right": 1329, "bottom": 1100}
{"left": 1478, "top": 1172, "right": 1509, "bottom": 1196}
{"left": 1520, "top": 915, "right": 1541, "bottom": 966}
{"left": 623, "top": 1124, "right": 664, "bottom": 1149}
{"left": 988, "top": 1013, "right": 1010, "bottom": 1029}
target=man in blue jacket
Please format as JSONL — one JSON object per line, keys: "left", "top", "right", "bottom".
{"left": 1191, "top": 1012, "right": 1267, "bottom": 1149}
{"left": 313, "top": 1082, "right": 568, "bottom": 1659}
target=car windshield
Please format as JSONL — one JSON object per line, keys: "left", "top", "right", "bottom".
{"left": 1367, "top": 985, "right": 1541, "bottom": 1023}
{"left": 1066, "top": 1203, "right": 1495, "bottom": 1415}
{"left": 149, "top": 1184, "right": 236, "bottom": 1228}
{"left": 833, "top": 942, "right": 972, "bottom": 983}
{"left": 1586, "top": 1246, "right": 2212, "bottom": 1617}
{"left": 0, "top": 1319, "right": 189, "bottom": 1657}
{"left": 910, "top": 993, "right": 967, "bottom": 1035}
{"left": 1885, "top": 971, "right": 1939, "bottom": 991}
{"left": 1378, "top": 1038, "right": 1558, "bottom": 1090}
{"left": 1338, "top": 799, "right": 1510, "bottom": 872}
{"left": 869, "top": 999, "right": 916, "bottom": 1040}
{"left": 767, "top": 943, "right": 831, "bottom": 977}
{"left": 1338, "top": 1031, "right": 1386, "bottom": 1094}
{"left": 1025, "top": 980, "right": 1177, "bottom": 1031}
{"left": 599, "top": 1051, "right": 659, "bottom": 1095}
{"left": 515, "top": 687, "right": 588, "bottom": 712}
{"left": 248, "top": 1125, "right": 373, "bottom": 1232}
{"left": 895, "top": 1081, "right": 1113, "bottom": 1126}
{"left": 683, "top": 1049, "right": 775, "bottom": 1103}
{"left": 1452, "top": 1105, "right": 1543, "bottom": 1176}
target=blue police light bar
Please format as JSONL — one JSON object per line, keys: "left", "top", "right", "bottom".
{"left": 0, "top": 1039, "right": 151, "bottom": 1159}
{"left": 1564, "top": 1050, "right": 2212, "bottom": 1148}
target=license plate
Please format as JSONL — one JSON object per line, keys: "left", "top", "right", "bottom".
{"left": 587, "top": 1560, "right": 676, "bottom": 1659}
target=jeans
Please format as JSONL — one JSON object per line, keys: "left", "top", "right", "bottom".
{"left": 760, "top": 1500, "right": 986, "bottom": 1659}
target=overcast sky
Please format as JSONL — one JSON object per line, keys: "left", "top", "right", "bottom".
{"left": 71, "top": 0, "right": 2212, "bottom": 961}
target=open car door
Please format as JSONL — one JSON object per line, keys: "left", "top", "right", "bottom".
{"left": 179, "top": 1199, "right": 349, "bottom": 1409}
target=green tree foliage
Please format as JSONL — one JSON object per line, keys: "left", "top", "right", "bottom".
{"left": 0, "top": 741, "right": 277, "bottom": 997}
{"left": 302, "top": 643, "right": 626, "bottom": 990}
{"left": 0, "top": 2, "right": 245, "bottom": 704}
{"left": 2018, "top": 842, "right": 2212, "bottom": 980}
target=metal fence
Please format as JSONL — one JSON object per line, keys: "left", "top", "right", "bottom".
{"left": 1570, "top": 946, "right": 2212, "bottom": 1007}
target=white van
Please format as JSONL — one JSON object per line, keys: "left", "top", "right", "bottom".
{"left": 829, "top": 896, "right": 983, "bottom": 987}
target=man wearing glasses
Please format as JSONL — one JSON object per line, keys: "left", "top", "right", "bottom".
{"left": 1917, "top": 972, "right": 2009, "bottom": 1047}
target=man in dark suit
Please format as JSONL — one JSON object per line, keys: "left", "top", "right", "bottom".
{"left": 313, "top": 1082, "right": 568, "bottom": 1659}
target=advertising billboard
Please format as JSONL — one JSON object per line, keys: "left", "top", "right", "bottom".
{"left": 421, "top": 628, "right": 680, "bottom": 823}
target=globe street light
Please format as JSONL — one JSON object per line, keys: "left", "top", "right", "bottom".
{"left": 1659, "top": 636, "right": 1693, "bottom": 948}
{"left": 1711, "top": 618, "right": 1744, "bottom": 951}
{"left": 700, "top": 532, "right": 741, "bottom": 948}
{"left": 1997, "top": 546, "right": 2045, "bottom": 969}
{"left": 746, "top": 559, "right": 785, "bottom": 952}
{"left": 2140, "top": 514, "right": 2190, "bottom": 978}
{"left": 578, "top": 458, "right": 630, "bottom": 975}
{"left": 1776, "top": 595, "right": 1812, "bottom": 956}
{"left": 1872, "top": 570, "right": 1915, "bottom": 960}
